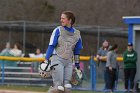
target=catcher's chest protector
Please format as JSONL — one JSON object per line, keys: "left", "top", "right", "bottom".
{"left": 55, "top": 26, "right": 80, "bottom": 59}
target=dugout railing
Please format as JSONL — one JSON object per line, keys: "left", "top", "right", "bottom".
{"left": 0, "top": 56, "right": 124, "bottom": 91}
{"left": 0, "top": 61, "right": 52, "bottom": 86}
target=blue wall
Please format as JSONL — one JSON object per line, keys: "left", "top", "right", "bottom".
{"left": 123, "top": 17, "right": 140, "bottom": 43}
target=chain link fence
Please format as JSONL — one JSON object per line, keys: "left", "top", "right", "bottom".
{"left": 0, "top": 21, "right": 128, "bottom": 91}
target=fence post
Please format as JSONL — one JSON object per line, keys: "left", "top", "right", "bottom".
{"left": 90, "top": 56, "right": 96, "bottom": 91}
{"left": 1, "top": 61, "right": 5, "bottom": 84}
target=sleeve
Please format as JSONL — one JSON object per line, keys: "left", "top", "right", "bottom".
{"left": 45, "top": 45, "right": 55, "bottom": 60}
{"left": 132, "top": 51, "right": 137, "bottom": 62}
{"left": 97, "top": 48, "right": 102, "bottom": 56}
{"left": 9, "top": 50, "right": 22, "bottom": 57}
{"left": 45, "top": 27, "right": 60, "bottom": 60}
{"left": 107, "top": 52, "right": 112, "bottom": 67}
{"left": 123, "top": 51, "right": 128, "bottom": 63}
{"left": 74, "top": 38, "right": 83, "bottom": 55}
{"left": 0, "top": 50, "right": 6, "bottom": 56}
{"left": 49, "top": 28, "right": 60, "bottom": 46}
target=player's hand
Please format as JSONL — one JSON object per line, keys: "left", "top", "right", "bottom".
{"left": 43, "top": 60, "right": 51, "bottom": 65}
{"left": 109, "top": 66, "right": 112, "bottom": 71}
{"left": 75, "top": 63, "right": 80, "bottom": 69}
{"left": 40, "top": 59, "right": 51, "bottom": 71}
{"left": 44, "top": 60, "right": 49, "bottom": 63}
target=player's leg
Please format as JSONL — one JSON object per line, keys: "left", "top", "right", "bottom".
{"left": 64, "top": 60, "right": 73, "bottom": 93}
{"left": 51, "top": 55, "right": 65, "bottom": 91}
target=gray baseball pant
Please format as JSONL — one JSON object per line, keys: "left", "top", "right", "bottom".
{"left": 51, "top": 55, "right": 73, "bottom": 87}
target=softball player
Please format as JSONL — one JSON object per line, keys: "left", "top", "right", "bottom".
{"left": 45, "top": 11, "right": 82, "bottom": 93}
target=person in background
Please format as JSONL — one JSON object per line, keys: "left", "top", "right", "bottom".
{"left": 31, "top": 48, "right": 44, "bottom": 72}
{"left": 0, "top": 42, "right": 11, "bottom": 66}
{"left": 123, "top": 43, "right": 137, "bottom": 92}
{"left": 96, "top": 40, "right": 110, "bottom": 90}
{"left": 9, "top": 43, "right": 22, "bottom": 57}
{"left": 41, "top": 11, "right": 83, "bottom": 93}
{"left": 106, "top": 44, "right": 118, "bottom": 92}
{"left": 0, "top": 42, "right": 11, "bottom": 56}
{"left": 0, "top": 42, "right": 22, "bottom": 67}
{"left": 9, "top": 42, "right": 22, "bottom": 67}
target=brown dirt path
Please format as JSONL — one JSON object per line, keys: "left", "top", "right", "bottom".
{"left": 0, "top": 90, "right": 46, "bottom": 93}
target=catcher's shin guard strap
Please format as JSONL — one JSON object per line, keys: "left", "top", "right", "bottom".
{"left": 74, "top": 55, "right": 80, "bottom": 63}
{"left": 50, "top": 64, "right": 58, "bottom": 70}
{"left": 40, "top": 60, "right": 51, "bottom": 71}
{"left": 45, "top": 60, "right": 51, "bottom": 71}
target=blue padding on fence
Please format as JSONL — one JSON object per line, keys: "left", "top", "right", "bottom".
{"left": 1, "top": 60, "right": 5, "bottom": 84}
{"left": 90, "top": 56, "right": 96, "bottom": 91}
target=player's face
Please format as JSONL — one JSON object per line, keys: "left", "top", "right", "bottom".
{"left": 103, "top": 41, "right": 109, "bottom": 48}
{"left": 14, "top": 44, "right": 18, "bottom": 49}
{"left": 60, "top": 14, "right": 71, "bottom": 27}
{"left": 128, "top": 46, "right": 133, "bottom": 51}
{"left": 36, "top": 49, "right": 41, "bottom": 54}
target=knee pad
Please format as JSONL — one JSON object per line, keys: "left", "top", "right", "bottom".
{"left": 47, "top": 86, "right": 64, "bottom": 93}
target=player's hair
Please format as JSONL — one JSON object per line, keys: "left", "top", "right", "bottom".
{"left": 62, "top": 11, "right": 75, "bottom": 25}
{"left": 109, "top": 44, "right": 118, "bottom": 51}
{"left": 11, "top": 42, "right": 21, "bottom": 49}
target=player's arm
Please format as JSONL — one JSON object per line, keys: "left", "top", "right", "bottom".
{"left": 107, "top": 52, "right": 112, "bottom": 71}
{"left": 45, "top": 28, "right": 60, "bottom": 60}
{"left": 74, "top": 38, "right": 83, "bottom": 69}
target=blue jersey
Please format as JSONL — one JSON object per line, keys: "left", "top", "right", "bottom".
{"left": 46, "top": 26, "right": 82, "bottom": 60}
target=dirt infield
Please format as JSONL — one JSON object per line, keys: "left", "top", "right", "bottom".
{"left": 0, "top": 90, "right": 46, "bottom": 93}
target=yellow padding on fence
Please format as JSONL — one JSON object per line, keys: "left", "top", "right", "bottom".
{"left": 117, "top": 57, "right": 123, "bottom": 62}
{"left": 80, "top": 56, "right": 90, "bottom": 61}
{"left": 0, "top": 56, "right": 44, "bottom": 62}
{"left": 0, "top": 56, "right": 123, "bottom": 62}
{"left": 93, "top": 56, "right": 123, "bottom": 62}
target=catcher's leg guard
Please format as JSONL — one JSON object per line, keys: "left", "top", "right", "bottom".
{"left": 64, "top": 88, "right": 72, "bottom": 93}
{"left": 47, "top": 86, "right": 64, "bottom": 93}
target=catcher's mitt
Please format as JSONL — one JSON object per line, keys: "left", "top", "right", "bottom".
{"left": 71, "top": 67, "right": 83, "bottom": 86}
{"left": 39, "top": 70, "right": 52, "bottom": 78}
{"left": 39, "top": 60, "right": 58, "bottom": 78}
{"left": 39, "top": 60, "right": 52, "bottom": 78}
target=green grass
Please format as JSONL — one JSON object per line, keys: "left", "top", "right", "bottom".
{"left": 0, "top": 85, "right": 100, "bottom": 93}
{"left": 0, "top": 85, "right": 126, "bottom": 93}
{"left": 0, "top": 85, "right": 49, "bottom": 92}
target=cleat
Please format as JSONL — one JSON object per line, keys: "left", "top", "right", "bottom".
{"left": 58, "top": 86, "right": 64, "bottom": 91}
{"left": 64, "top": 84, "right": 72, "bottom": 89}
